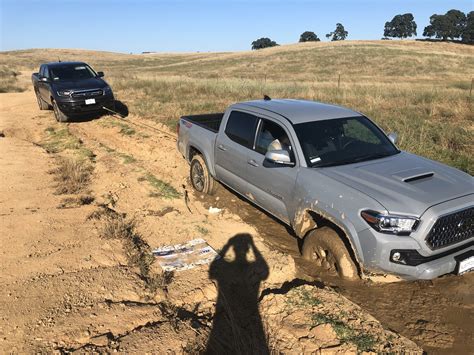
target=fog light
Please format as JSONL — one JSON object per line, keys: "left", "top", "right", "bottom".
{"left": 392, "top": 252, "right": 401, "bottom": 262}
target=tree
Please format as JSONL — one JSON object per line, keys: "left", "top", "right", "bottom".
{"left": 299, "top": 31, "right": 320, "bottom": 42}
{"left": 423, "top": 9, "right": 467, "bottom": 41}
{"left": 462, "top": 11, "right": 474, "bottom": 44}
{"left": 251, "top": 37, "right": 278, "bottom": 50}
{"left": 384, "top": 13, "right": 417, "bottom": 39}
{"left": 326, "top": 23, "right": 348, "bottom": 41}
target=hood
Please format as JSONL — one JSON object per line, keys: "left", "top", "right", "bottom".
{"left": 52, "top": 77, "right": 107, "bottom": 91}
{"left": 319, "top": 152, "right": 473, "bottom": 216}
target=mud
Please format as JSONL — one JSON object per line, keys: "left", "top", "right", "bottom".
{"left": 199, "top": 184, "right": 474, "bottom": 354}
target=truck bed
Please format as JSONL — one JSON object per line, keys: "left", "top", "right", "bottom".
{"left": 181, "top": 113, "right": 224, "bottom": 133}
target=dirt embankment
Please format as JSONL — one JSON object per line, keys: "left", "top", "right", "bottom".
{"left": 0, "top": 84, "right": 467, "bottom": 353}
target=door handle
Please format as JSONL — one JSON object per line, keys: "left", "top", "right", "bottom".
{"left": 217, "top": 144, "right": 227, "bottom": 151}
{"left": 247, "top": 159, "right": 259, "bottom": 167}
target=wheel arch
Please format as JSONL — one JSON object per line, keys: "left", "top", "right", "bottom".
{"left": 187, "top": 144, "right": 216, "bottom": 177}
{"left": 295, "top": 208, "right": 365, "bottom": 272}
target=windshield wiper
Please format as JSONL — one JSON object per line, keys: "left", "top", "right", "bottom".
{"left": 313, "top": 151, "right": 397, "bottom": 168}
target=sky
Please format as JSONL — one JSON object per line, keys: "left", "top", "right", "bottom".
{"left": 0, "top": 0, "right": 472, "bottom": 53}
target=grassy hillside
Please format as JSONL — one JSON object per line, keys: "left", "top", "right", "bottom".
{"left": 1, "top": 41, "right": 473, "bottom": 173}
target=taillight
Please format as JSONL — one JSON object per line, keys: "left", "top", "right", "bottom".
{"left": 177, "top": 121, "right": 180, "bottom": 136}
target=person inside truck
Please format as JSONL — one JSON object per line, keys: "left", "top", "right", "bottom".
{"left": 257, "top": 120, "right": 292, "bottom": 155}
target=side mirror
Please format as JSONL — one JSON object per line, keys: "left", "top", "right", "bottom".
{"left": 97, "top": 71, "right": 104, "bottom": 77}
{"left": 388, "top": 132, "right": 398, "bottom": 144}
{"left": 264, "top": 149, "right": 294, "bottom": 166}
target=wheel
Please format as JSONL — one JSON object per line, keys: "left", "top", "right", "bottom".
{"left": 52, "top": 100, "right": 69, "bottom": 123}
{"left": 302, "top": 227, "right": 358, "bottom": 279}
{"left": 35, "top": 91, "right": 50, "bottom": 110}
{"left": 190, "top": 154, "right": 216, "bottom": 195}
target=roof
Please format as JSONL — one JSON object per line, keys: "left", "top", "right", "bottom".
{"left": 237, "top": 99, "right": 362, "bottom": 124}
{"left": 45, "top": 61, "right": 87, "bottom": 68}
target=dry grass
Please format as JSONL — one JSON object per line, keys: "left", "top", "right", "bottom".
{"left": 51, "top": 157, "right": 93, "bottom": 194}
{"left": 58, "top": 195, "right": 95, "bottom": 209}
{"left": 2, "top": 41, "right": 473, "bottom": 173}
{"left": 90, "top": 208, "right": 173, "bottom": 293}
{"left": 0, "top": 65, "right": 24, "bottom": 93}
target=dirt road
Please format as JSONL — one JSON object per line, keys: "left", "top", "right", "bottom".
{"left": 0, "top": 86, "right": 472, "bottom": 353}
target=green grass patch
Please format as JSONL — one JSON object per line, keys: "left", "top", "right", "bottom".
{"left": 139, "top": 173, "right": 180, "bottom": 199}
{"left": 40, "top": 126, "right": 94, "bottom": 161}
{"left": 312, "top": 313, "right": 378, "bottom": 352}
{"left": 99, "top": 143, "right": 116, "bottom": 153}
{"left": 286, "top": 288, "right": 322, "bottom": 308}
{"left": 120, "top": 153, "right": 137, "bottom": 164}
{"left": 101, "top": 118, "right": 136, "bottom": 136}
{"left": 196, "top": 225, "right": 210, "bottom": 236}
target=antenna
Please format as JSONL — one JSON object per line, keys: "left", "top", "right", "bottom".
{"left": 263, "top": 95, "right": 271, "bottom": 101}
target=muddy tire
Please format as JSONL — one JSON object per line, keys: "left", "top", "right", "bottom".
{"left": 35, "top": 91, "right": 50, "bottom": 110}
{"left": 190, "top": 154, "right": 216, "bottom": 195}
{"left": 52, "top": 100, "right": 69, "bottom": 123}
{"left": 302, "top": 227, "right": 358, "bottom": 279}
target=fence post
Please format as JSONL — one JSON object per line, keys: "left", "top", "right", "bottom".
{"left": 470, "top": 78, "right": 473, "bottom": 99}
{"left": 337, "top": 73, "right": 341, "bottom": 91}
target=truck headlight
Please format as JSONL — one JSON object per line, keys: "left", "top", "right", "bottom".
{"left": 103, "top": 86, "right": 112, "bottom": 95}
{"left": 57, "top": 90, "right": 72, "bottom": 97}
{"left": 361, "top": 210, "right": 419, "bottom": 235}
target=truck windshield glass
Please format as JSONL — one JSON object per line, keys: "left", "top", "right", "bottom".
{"left": 294, "top": 116, "right": 399, "bottom": 167}
{"left": 50, "top": 65, "right": 97, "bottom": 81}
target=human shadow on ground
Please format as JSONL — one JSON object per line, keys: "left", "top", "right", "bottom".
{"left": 205, "top": 234, "right": 270, "bottom": 354}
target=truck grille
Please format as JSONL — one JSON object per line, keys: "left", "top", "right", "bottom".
{"left": 426, "top": 207, "right": 474, "bottom": 250}
{"left": 71, "top": 89, "right": 103, "bottom": 98}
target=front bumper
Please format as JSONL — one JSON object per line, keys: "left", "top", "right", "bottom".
{"left": 357, "top": 194, "right": 474, "bottom": 279}
{"left": 359, "top": 228, "right": 473, "bottom": 279}
{"left": 56, "top": 93, "right": 115, "bottom": 114}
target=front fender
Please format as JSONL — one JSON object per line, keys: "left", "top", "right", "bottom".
{"left": 293, "top": 203, "right": 365, "bottom": 264}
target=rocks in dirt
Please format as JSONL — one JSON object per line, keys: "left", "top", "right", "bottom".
{"left": 259, "top": 285, "right": 423, "bottom": 353}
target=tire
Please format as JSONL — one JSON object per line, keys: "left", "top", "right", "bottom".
{"left": 190, "top": 154, "right": 217, "bottom": 195}
{"left": 35, "top": 91, "right": 50, "bottom": 110}
{"left": 52, "top": 100, "right": 69, "bottom": 123}
{"left": 302, "top": 227, "right": 358, "bottom": 279}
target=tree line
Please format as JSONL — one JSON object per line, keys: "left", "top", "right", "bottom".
{"left": 251, "top": 9, "right": 473, "bottom": 50}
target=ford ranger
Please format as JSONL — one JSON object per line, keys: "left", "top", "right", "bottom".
{"left": 177, "top": 98, "right": 473, "bottom": 280}
{"left": 32, "top": 61, "right": 115, "bottom": 122}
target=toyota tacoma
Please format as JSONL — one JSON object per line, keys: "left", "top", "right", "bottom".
{"left": 177, "top": 98, "right": 473, "bottom": 280}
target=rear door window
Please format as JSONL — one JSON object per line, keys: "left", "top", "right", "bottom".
{"left": 225, "top": 111, "right": 258, "bottom": 148}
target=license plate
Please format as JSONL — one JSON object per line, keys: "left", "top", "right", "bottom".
{"left": 85, "top": 98, "right": 96, "bottom": 105}
{"left": 458, "top": 255, "right": 474, "bottom": 275}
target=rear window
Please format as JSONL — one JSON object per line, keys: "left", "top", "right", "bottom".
{"left": 225, "top": 111, "right": 258, "bottom": 148}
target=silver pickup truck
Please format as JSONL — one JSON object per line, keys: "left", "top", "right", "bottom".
{"left": 177, "top": 98, "right": 473, "bottom": 280}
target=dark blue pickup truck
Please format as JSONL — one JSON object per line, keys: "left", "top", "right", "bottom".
{"left": 32, "top": 61, "right": 115, "bottom": 122}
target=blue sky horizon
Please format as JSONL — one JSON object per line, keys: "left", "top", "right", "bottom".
{"left": 1, "top": 0, "right": 472, "bottom": 53}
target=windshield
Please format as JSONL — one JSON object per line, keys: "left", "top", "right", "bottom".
{"left": 294, "top": 116, "right": 399, "bottom": 167}
{"left": 50, "top": 64, "right": 97, "bottom": 81}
